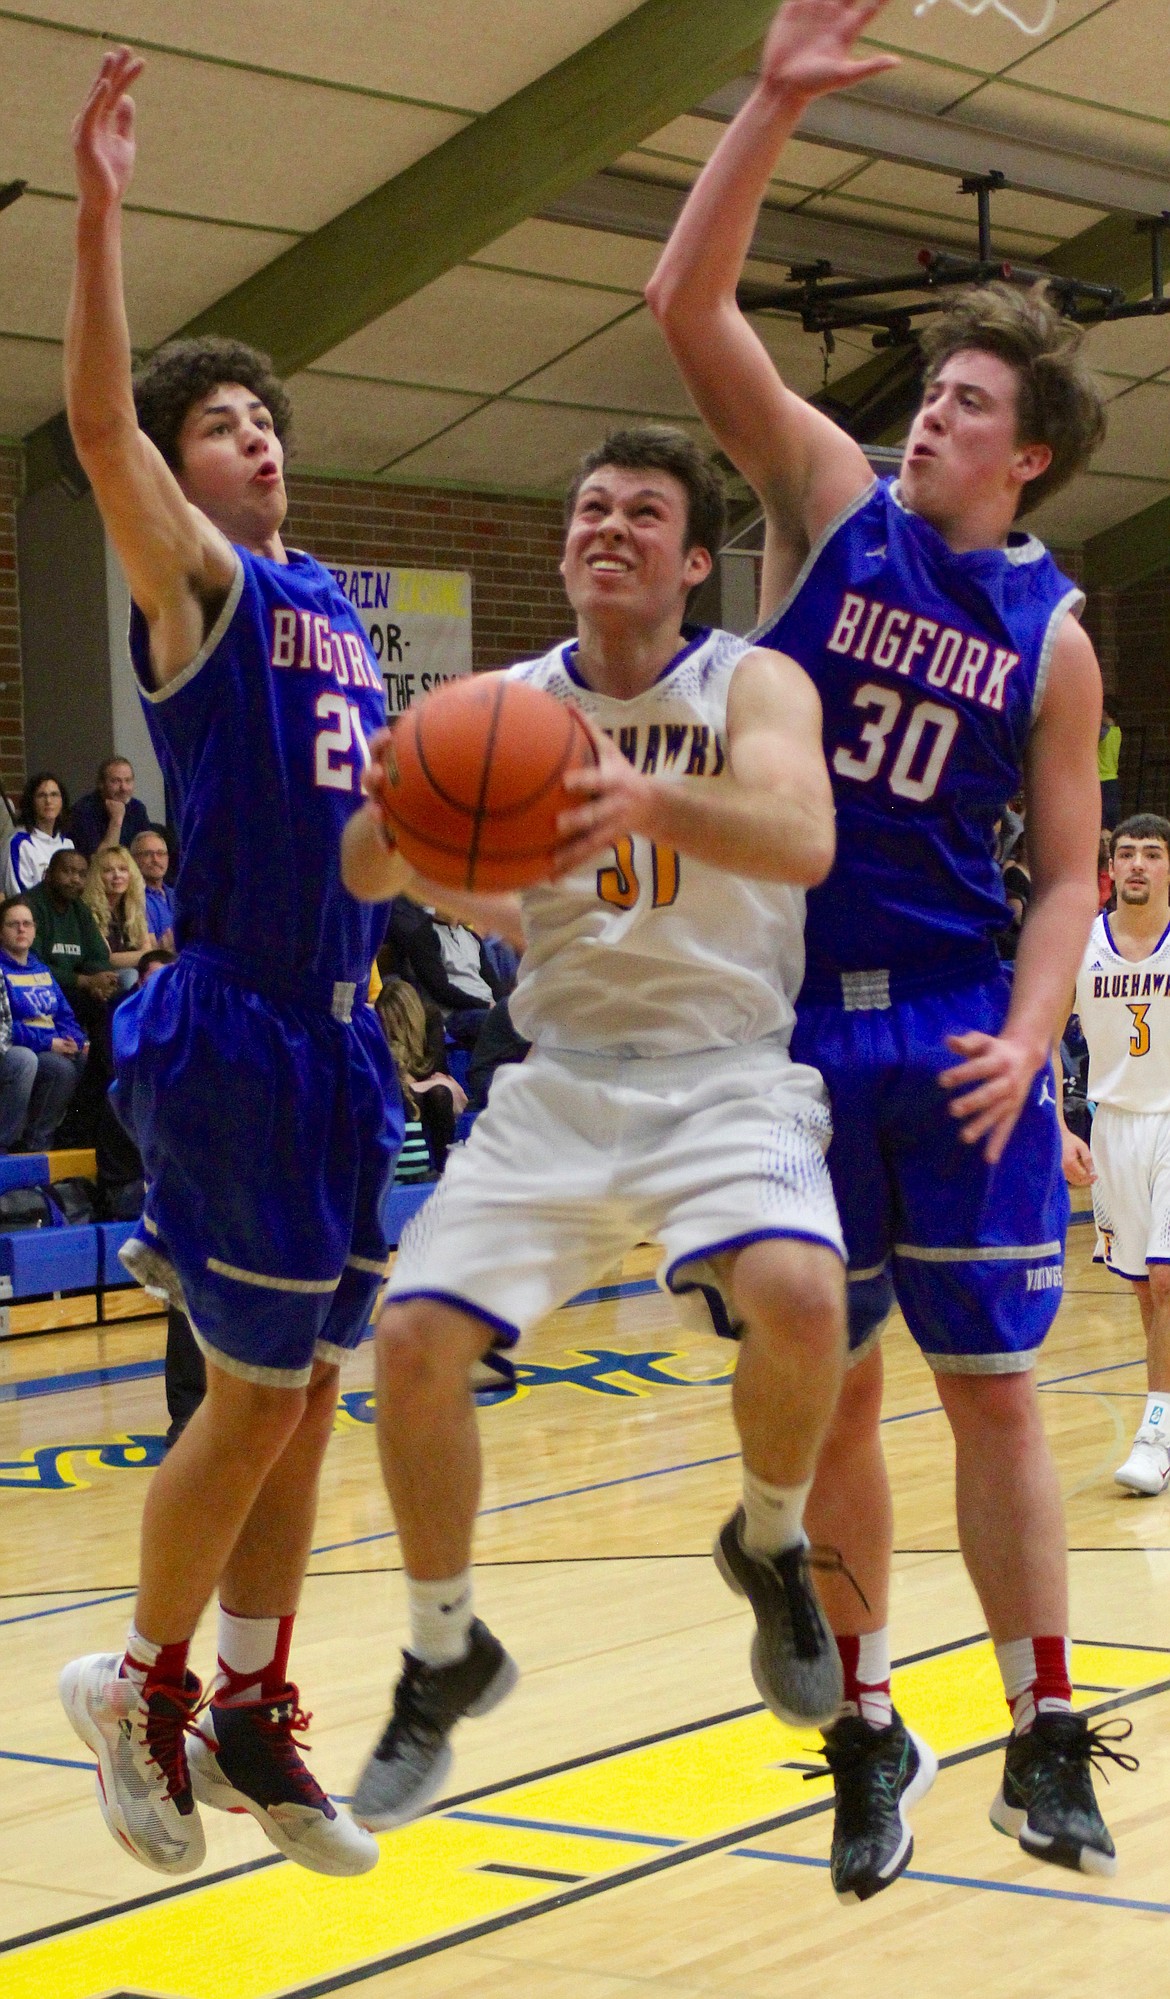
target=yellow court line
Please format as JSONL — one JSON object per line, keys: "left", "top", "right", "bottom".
{"left": 4, "top": 1640, "right": 1165, "bottom": 1999}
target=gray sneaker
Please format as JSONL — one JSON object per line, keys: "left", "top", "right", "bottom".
{"left": 714, "top": 1509, "right": 844, "bottom": 1726}
{"left": 352, "top": 1620, "right": 518, "bottom": 1832}
{"left": 59, "top": 1651, "right": 206, "bottom": 1875}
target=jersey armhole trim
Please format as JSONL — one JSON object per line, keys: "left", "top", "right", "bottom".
{"left": 136, "top": 553, "right": 245, "bottom": 706}
{"left": 749, "top": 477, "right": 879, "bottom": 643}
{"left": 1031, "top": 585, "right": 1086, "bottom": 721}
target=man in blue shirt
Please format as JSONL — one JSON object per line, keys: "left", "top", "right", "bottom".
{"left": 131, "top": 828, "right": 175, "bottom": 946}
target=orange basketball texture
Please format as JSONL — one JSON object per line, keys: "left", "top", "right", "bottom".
{"left": 374, "top": 676, "right": 599, "bottom": 890}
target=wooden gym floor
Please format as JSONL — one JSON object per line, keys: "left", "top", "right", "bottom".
{"left": 1, "top": 1204, "right": 1168, "bottom": 1998}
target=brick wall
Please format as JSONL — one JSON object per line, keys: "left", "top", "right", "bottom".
{"left": 0, "top": 445, "right": 24, "bottom": 795}
{"left": 1097, "top": 573, "right": 1170, "bottom": 816}
{"left": 283, "top": 475, "right": 572, "bottom": 670}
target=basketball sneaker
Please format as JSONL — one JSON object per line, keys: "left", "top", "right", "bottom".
{"left": 714, "top": 1510, "right": 844, "bottom": 1726}
{"left": 990, "top": 1712, "right": 1137, "bottom": 1875}
{"left": 187, "top": 1685, "right": 378, "bottom": 1876}
{"left": 351, "top": 1619, "right": 519, "bottom": 1832}
{"left": 59, "top": 1651, "right": 205, "bottom": 1875}
{"left": 1114, "top": 1424, "right": 1170, "bottom": 1495}
{"left": 818, "top": 1710, "right": 938, "bottom": 1903}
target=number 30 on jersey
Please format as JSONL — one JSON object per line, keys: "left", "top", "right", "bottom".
{"left": 834, "top": 683, "right": 959, "bottom": 804}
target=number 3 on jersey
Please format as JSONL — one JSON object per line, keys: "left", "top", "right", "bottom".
{"left": 834, "top": 683, "right": 959, "bottom": 804}
{"left": 598, "top": 836, "right": 680, "bottom": 910}
{"left": 1128, "top": 1002, "right": 1151, "bottom": 1058}
{"left": 315, "top": 693, "right": 371, "bottom": 792}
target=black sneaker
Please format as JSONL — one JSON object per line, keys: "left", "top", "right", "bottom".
{"left": 188, "top": 1684, "right": 378, "bottom": 1876}
{"left": 818, "top": 1710, "right": 938, "bottom": 1904}
{"left": 714, "top": 1509, "right": 845, "bottom": 1726}
{"left": 351, "top": 1619, "right": 519, "bottom": 1831}
{"left": 990, "top": 1712, "right": 1137, "bottom": 1876}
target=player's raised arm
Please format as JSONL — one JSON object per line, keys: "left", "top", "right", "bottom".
{"left": 555, "top": 647, "right": 835, "bottom": 887}
{"left": 66, "top": 49, "right": 235, "bottom": 660}
{"left": 645, "top": 1, "right": 895, "bottom": 568}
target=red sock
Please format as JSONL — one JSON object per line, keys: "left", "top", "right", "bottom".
{"left": 213, "top": 1608, "right": 295, "bottom": 1707}
{"left": 996, "top": 1636, "right": 1072, "bottom": 1733}
{"left": 121, "top": 1628, "right": 192, "bottom": 1695}
{"left": 836, "top": 1629, "right": 893, "bottom": 1729}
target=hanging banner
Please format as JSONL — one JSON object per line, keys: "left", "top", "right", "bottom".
{"left": 327, "top": 565, "right": 473, "bottom": 716}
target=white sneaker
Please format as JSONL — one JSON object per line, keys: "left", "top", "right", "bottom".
{"left": 59, "top": 1652, "right": 206, "bottom": 1875}
{"left": 1114, "top": 1428, "right": 1170, "bottom": 1496}
{"left": 187, "top": 1686, "right": 379, "bottom": 1876}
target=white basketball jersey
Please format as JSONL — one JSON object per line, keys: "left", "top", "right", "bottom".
{"left": 1075, "top": 912, "right": 1170, "bottom": 1114}
{"left": 507, "top": 629, "right": 808, "bottom": 1057}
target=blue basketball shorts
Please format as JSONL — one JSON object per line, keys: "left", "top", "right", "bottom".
{"left": 791, "top": 972, "right": 1069, "bottom": 1373}
{"left": 112, "top": 952, "right": 403, "bottom": 1386}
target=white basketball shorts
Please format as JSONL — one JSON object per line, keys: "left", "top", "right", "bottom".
{"left": 386, "top": 1038, "right": 845, "bottom": 1344}
{"left": 1090, "top": 1104, "right": 1170, "bottom": 1281}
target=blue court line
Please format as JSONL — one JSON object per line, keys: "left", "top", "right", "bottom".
{"left": 446, "top": 1808, "right": 683, "bottom": 1850}
{"left": 0, "top": 1590, "right": 135, "bottom": 1630}
{"left": 732, "top": 1845, "right": 1170, "bottom": 1914}
{"left": 1039, "top": 1357, "right": 1144, "bottom": 1388}
{"left": 0, "top": 1747, "right": 91, "bottom": 1771}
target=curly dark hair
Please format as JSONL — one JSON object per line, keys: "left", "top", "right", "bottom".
{"left": 917, "top": 283, "right": 1106, "bottom": 516}
{"left": 132, "top": 335, "right": 293, "bottom": 471}
{"left": 17, "top": 769, "right": 69, "bottom": 834}
{"left": 565, "top": 425, "right": 727, "bottom": 557}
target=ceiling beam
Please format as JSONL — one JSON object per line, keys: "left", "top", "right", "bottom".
{"left": 158, "top": 0, "right": 787, "bottom": 371}
{"left": 542, "top": 168, "right": 927, "bottom": 278}
{"left": 700, "top": 79, "right": 1170, "bottom": 219}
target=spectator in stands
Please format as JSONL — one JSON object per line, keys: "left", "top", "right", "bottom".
{"left": 1099, "top": 707, "right": 1123, "bottom": 831}
{"left": 467, "top": 996, "right": 532, "bottom": 1111}
{"left": 28, "top": 850, "right": 118, "bottom": 1006}
{"left": 68, "top": 755, "right": 151, "bottom": 859}
{"left": 82, "top": 845, "right": 154, "bottom": 984}
{"left": 0, "top": 956, "right": 40, "bottom": 1153}
{"left": 130, "top": 828, "right": 176, "bottom": 948}
{"left": 383, "top": 897, "right": 510, "bottom": 1047}
{"left": 5, "top": 771, "right": 74, "bottom": 894}
{"left": 998, "top": 836, "right": 1032, "bottom": 965}
{"left": 376, "top": 976, "right": 466, "bottom": 1181}
{"left": 0, "top": 896, "right": 88, "bottom": 1148}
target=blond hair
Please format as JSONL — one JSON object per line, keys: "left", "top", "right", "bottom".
{"left": 375, "top": 978, "right": 432, "bottom": 1110}
{"left": 918, "top": 282, "right": 1106, "bottom": 515}
{"left": 83, "top": 845, "right": 151, "bottom": 952}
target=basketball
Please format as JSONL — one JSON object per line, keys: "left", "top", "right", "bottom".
{"left": 372, "top": 676, "right": 599, "bottom": 890}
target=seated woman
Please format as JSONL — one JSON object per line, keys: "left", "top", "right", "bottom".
{"left": 376, "top": 976, "right": 466, "bottom": 1183}
{"left": 82, "top": 845, "right": 155, "bottom": 988}
{"left": 0, "top": 896, "right": 89, "bottom": 1150}
{"left": 5, "top": 770, "right": 74, "bottom": 894}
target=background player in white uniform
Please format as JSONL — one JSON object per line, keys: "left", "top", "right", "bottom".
{"left": 342, "top": 425, "right": 853, "bottom": 1828}
{"left": 1062, "top": 815, "right": 1170, "bottom": 1494}
{"left": 645, "top": 0, "right": 1121, "bottom": 1896}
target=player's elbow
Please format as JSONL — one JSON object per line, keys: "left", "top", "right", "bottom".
{"left": 797, "top": 822, "right": 836, "bottom": 889}
{"left": 65, "top": 400, "right": 137, "bottom": 471}
{"left": 645, "top": 261, "right": 715, "bottom": 333}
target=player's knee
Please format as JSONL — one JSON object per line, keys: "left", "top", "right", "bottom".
{"left": 937, "top": 1366, "right": 1040, "bottom": 1451}
{"left": 732, "top": 1241, "right": 845, "bottom": 1356}
{"left": 1147, "top": 1264, "right": 1170, "bottom": 1306}
{"left": 202, "top": 1365, "right": 308, "bottom": 1453}
{"left": 376, "top": 1300, "right": 487, "bottom": 1398}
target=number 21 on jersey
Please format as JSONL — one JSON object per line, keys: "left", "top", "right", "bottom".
{"left": 315, "top": 693, "right": 372, "bottom": 792}
{"left": 598, "top": 836, "right": 680, "bottom": 910}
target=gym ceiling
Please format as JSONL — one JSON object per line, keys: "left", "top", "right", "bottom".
{"left": 1, "top": 0, "right": 1167, "bottom": 585}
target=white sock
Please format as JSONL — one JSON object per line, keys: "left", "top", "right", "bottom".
{"left": 407, "top": 1571, "right": 474, "bottom": 1667}
{"left": 1142, "top": 1391, "right": 1169, "bottom": 1436}
{"left": 120, "top": 1624, "right": 160, "bottom": 1690}
{"left": 741, "top": 1469, "right": 811, "bottom": 1558}
{"left": 214, "top": 1607, "right": 288, "bottom": 1706}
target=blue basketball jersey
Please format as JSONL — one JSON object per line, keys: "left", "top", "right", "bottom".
{"left": 130, "top": 545, "right": 389, "bottom": 994}
{"left": 757, "top": 479, "right": 1084, "bottom": 996}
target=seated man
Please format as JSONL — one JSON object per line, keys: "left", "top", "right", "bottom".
{"left": 131, "top": 828, "right": 176, "bottom": 949}
{"left": 384, "top": 898, "right": 508, "bottom": 1047}
{"left": 69, "top": 755, "right": 151, "bottom": 859}
{"left": 28, "top": 849, "right": 119, "bottom": 1010}
{"left": 0, "top": 896, "right": 89, "bottom": 1149}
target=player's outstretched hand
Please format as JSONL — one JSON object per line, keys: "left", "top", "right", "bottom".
{"left": 939, "top": 1029, "right": 1044, "bottom": 1165}
{"left": 73, "top": 46, "right": 144, "bottom": 210}
{"left": 759, "top": 0, "right": 900, "bottom": 104}
{"left": 552, "top": 708, "right": 656, "bottom": 878}
{"left": 1061, "top": 1129, "right": 1096, "bottom": 1187}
